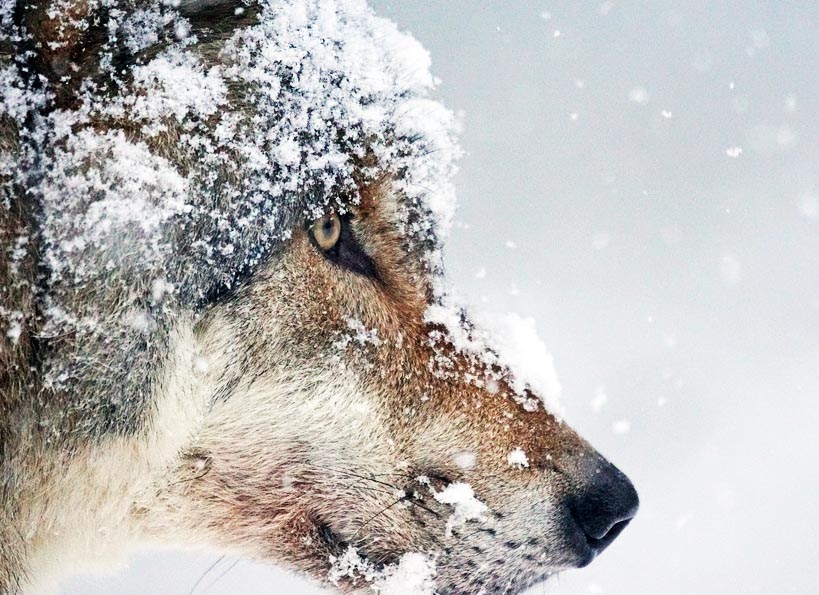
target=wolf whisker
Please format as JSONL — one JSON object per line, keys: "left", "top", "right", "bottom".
{"left": 187, "top": 555, "right": 225, "bottom": 595}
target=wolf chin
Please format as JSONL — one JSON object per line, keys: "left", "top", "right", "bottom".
{"left": 0, "top": 1, "right": 638, "bottom": 593}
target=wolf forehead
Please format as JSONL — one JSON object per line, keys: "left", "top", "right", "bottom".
{"left": 1, "top": 0, "right": 459, "bottom": 435}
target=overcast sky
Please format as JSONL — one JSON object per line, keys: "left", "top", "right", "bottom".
{"left": 64, "top": 2, "right": 819, "bottom": 594}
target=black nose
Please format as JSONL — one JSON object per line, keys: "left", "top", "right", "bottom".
{"left": 569, "top": 460, "right": 639, "bottom": 554}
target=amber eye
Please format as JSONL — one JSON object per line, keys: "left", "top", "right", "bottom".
{"left": 310, "top": 213, "right": 342, "bottom": 251}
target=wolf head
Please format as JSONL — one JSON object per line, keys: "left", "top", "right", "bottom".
{"left": 1, "top": 1, "right": 637, "bottom": 593}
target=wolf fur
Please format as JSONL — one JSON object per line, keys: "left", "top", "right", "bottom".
{"left": 0, "top": 1, "right": 637, "bottom": 593}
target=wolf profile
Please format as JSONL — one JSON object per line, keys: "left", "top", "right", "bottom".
{"left": 0, "top": 1, "right": 638, "bottom": 593}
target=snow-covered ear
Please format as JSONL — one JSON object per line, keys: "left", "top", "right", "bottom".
{"left": 176, "top": 0, "right": 259, "bottom": 41}
{"left": 19, "top": 0, "right": 255, "bottom": 107}
{"left": 21, "top": 0, "right": 102, "bottom": 89}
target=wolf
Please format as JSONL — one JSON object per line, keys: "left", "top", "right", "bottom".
{"left": 0, "top": 0, "right": 638, "bottom": 593}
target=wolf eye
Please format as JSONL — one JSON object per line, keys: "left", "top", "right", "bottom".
{"left": 307, "top": 212, "right": 380, "bottom": 281}
{"left": 310, "top": 213, "right": 342, "bottom": 251}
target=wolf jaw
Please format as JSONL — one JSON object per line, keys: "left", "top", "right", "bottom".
{"left": 1, "top": 1, "right": 638, "bottom": 594}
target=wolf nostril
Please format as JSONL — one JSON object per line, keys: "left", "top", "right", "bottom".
{"left": 569, "top": 461, "right": 639, "bottom": 547}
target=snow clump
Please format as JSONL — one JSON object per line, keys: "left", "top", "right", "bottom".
{"left": 329, "top": 548, "right": 436, "bottom": 595}
{"left": 507, "top": 447, "right": 530, "bottom": 469}
{"left": 433, "top": 482, "right": 489, "bottom": 536}
{"left": 375, "top": 553, "right": 436, "bottom": 595}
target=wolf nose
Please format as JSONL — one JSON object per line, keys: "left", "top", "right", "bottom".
{"left": 569, "top": 461, "right": 639, "bottom": 551}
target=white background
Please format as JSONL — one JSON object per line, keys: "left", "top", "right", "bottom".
{"left": 64, "top": 2, "right": 819, "bottom": 594}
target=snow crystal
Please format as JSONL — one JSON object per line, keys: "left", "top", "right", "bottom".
{"left": 675, "top": 512, "right": 694, "bottom": 530}
{"left": 328, "top": 547, "right": 375, "bottom": 586}
{"left": 612, "top": 419, "right": 631, "bottom": 434}
{"left": 335, "top": 317, "right": 383, "bottom": 350}
{"left": 720, "top": 254, "right": 742, "bottom": 284}
{"left": 799, "top": 194, "right": 818, "bottom": 219}
{"left": 749, "top": 29, "right": 770, "bottom": 50}
{"left": 725, "top": 146, "right": 743, "bottom": 158}
{"left": 507, "top": 448, "right": 529, "bottom": 469}
{"left": 592, "top": 232, "right": 610, "bottom": 250}
{"left": 193, "top": 356, "right": 209, "bottom": 375}
{"left": 0, "top": 65, "right": 47, "bottom": 121}
{"left": 628, "top": 87, "right": 650, "bottom": 105}
{"left": 433, "top": 482, "right": 489, "bottom": 536}
{"left": 127, "top": 50, "right": 228, "bottom": 131}
{"left": 6, "top": 320, "right": 21, "bottom": 344}
{"left": 591, "top": 386, "right": 607, "bottom": 413}
{"left": 151, "top": 279, "right": 174, "bottom": 304}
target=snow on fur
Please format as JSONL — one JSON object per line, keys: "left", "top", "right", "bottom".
{"left": 2, "top": 0, "right": 559, "bottom": 418}
{"left": 432, "top": 482, "right": 489, "bottom": 536}
{"left": 2, "top": 0, "right": 461, "bottom": 395}
{"left": 426, "top": 294, "right": 563, "bottom": 416}
{"left": 507, "top": 447, "right": 530, "bottom": 469}
{"left": 329, "top": 548, "right": 435, "bottom": 595}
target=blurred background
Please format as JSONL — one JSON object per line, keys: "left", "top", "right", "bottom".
{"left": 64, "top": 2, "right": 819, "bottom": 594}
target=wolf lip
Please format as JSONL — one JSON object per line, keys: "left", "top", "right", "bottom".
{"left": 566, "top": 514, "right": 634, "bottom": 569}
{"left": 585, "top": 517, "right": 631, "bottom": 550}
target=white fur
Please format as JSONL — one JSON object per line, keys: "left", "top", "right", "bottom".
{"left": 21, "top": 317, "right": 213, "bottom": 592}
{"left": 20, "top": 309, "right": 391, "bottom": 592}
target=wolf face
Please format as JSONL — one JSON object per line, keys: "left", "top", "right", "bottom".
{"left": 1, "top": 1, "right": 637, "bottom": 593}
{"left": 139, "top": 185, "right": 638, "bottom": 594}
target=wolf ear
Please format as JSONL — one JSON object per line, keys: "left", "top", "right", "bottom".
{"left": 20, "top": 0, "right": 107, "bottom": 88}
{"left": 19, "top": 0, "right": 256, "bottom": 107}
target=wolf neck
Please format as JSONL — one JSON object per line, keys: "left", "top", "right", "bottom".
{"left": 11, "top": 319, "right": 214, "bottom": 593}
